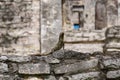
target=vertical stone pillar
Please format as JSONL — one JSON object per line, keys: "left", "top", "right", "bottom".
{"left": 107, "top": 0, "right": 118, "bottom": 27}
{"left": 0, "top": 0, "right": 40, "bottom": 55}
{"left": 41, "top": 0, "right": 62, "bottom": 55}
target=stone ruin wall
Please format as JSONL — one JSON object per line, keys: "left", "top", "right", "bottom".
{"left": 0, "top": 0, "right": 119, "bottom": 80}
{"left": 0, "top": 0, "right": 40, "bottom": 55}
{"left": 0, "top": 0, "right": 120, "bottom": 55}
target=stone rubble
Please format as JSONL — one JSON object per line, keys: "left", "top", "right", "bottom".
{"left": 0, "top": 49, "right": 119, "bottom": 80}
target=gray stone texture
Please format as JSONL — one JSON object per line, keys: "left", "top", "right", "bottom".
{"left": 0, "top": 63, "right": 8, "bottom": 73}
{"left": 95, "top": 0, "right": 107, "bottom": 30}
{"left": 41, "top": 0, "right": 62, "bottom": 55}
{"left": 0, "top": 75, "right": 14, "bottom": 80}
{"left": 107, "top": 70, "right": 120, "bottom": 79}
{"left": 67, "top": 72, "right": 102, "bottom": 80}
{"left": 102, "top": 58, "right": 120, "bottom": 69}
{"left": 0, "top": 50, "right": 118, "bottom": 80}
{"left": 105, "top": 26, "right": 120, "bottom": 53}
{"left": 18, "top": 62, "right": 50, "bottom": 74}
{"left": 54, "top": 59, "right": 98, "bottom": 74}
{"left": 52, "top": 50, "right": 90, "bottom": 59}
{"left": 0, "top": 0, "right": 40, "bottom": 55}
{"left": 84, "top": 0, "right": 97, "bottom": 30}
{"left": 107, "top": 0, "right": 118, "bottom": 27}
{"left": 44, "top": 76, "right": 56, "bottom": 80}
{"left": 7, "top": 55, "right": 31, "bottom": 62}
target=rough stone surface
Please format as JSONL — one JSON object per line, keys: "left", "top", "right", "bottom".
{"left": 67, "top": 72, "right": 101, "bottom": 80}
{"left": 7, "top": 55, "right": 31, "bottom": 62}
{"left": 0, "top": 63, "right": 8, "bottom": 73}
{"left": 64, "top": 29, "right": 105, "bottom": 54}
{"left": 0, "top": 56, "right": 8, "bottom": 61}
{"left": 24, "top": 77, "right": 43, "bottom": 80}
{"left": 107, "top": 0, "right": 118, "bottom": 27}
{"left": 0, "top": 0, "right": 40, "bottom": 55}
{"left": 65, "top": 43, "right": 104, "bottom": 53}
{"left": 0, "top": 75, "right": 15, "bottom": 80}
{"left": 83, "top": 0, "right": 96, "bottom": 30}
{"left": 105, "top": 26, "right": 120, "bottom": 53}
{"left": 44, "top": 76, "right": 56, "bottom": 80}
{"left": 106, "top": 26, "right": 120, "bottom": 38}
{"left": 44, "top": 56, "right": 60, "bottom": 64}
{"left": 102, "top": 58, "right": 120, "bottom": 69}
{"left": 107, "top": 70, "right": 120, "bottom": 79}
{"left": 95, "top": 0, "right": 107, "bottom": 30}
{"left": 41, "top": 0, "right": 62, "bottom": 55}
{"left": 0, "top": 50, "right": 118, "bottom": 80}
{"left": 52, "top": 50, "right": 90, "bottom": 59}
{"left": 31, "top": 56, "right": 60, "bottom": 64}
{"left": 0, "top": 0, "right": 120, "bottom": 80}
{"left": 54, "top": 59, "right": 98, "bottom": 74}
{"left": 18, "top": 63, "right": 50, "bottom": 74}
{"left": 64, "top": 30, "right": 105, "bottom": 42}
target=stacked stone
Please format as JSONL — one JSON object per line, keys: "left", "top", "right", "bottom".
{"left": 101, "top": 56, "right": 120, "bottom": 80}
{"left": 103, "top": 26, "right": 120, "bottom": 80}
{"left": 0, "top": 0, "right": 40, "bottom": 55}
{"left": 105, "top": 26, "right": 120, "bottom": 53}
{"left": 64, "top": 30, "right": 105, "bottom": 53}
{"left": 0, "top": 50, "right": 119, "bottom": 80}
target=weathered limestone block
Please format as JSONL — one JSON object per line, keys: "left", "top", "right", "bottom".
{"left": 44, "top": 76, "right": 56, "bottom": 80}
{"left": 0, "top": 56, "right": 8, "bottom": 61}
{"left": 64, "top": 30, "right": 105, "bottom": 42}
{"left": 54, "top": 59, "right": 98, "bottom": 74}
{"left": 107, "top": 70, "right": 120, "bottom": 79}
{"left": 67, "top": 72, "right": 102, "bottom": 80}
{"left": 18, "top": 62, "right": 50, "bottom": 74}
{"left": 65, "top": 43, "right": 104, "bottom": 53}
{"left": 7, "top": 55, "right": 31, "bottom": 62}
{"left": 52, "top": 50, "right": 90, "bottom": 60}
{"left": 31, "top": 56, "right": 60, "bottom": 64}
{"left": 24, "top": 77, "right": 43, "bottom": 80}
{"left": 106, "top": 26, "right": 120, "bottom": 38}
{"left": 64, "top": 30, "right": 105, "bottom": 53}
{"left": 105, "top": 26, "right": 120, "bottom": 53}
{"left": 102, "top": 58, "right": 120, "bottom": 69}
{"left": 0, "top": 63, "right": 8, "bottom": 73}
{"left": 41, "top": 0, "right": 62, "bottom": 55}
{"left": 0, "top": 75, "right": 17, "bottom": 80}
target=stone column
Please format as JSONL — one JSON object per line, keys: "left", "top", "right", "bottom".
{"left": 41, "top": 0, "right": 62, "bottom": 55}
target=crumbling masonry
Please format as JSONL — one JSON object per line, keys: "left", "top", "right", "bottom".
{"left": 0, "top": 0, "right": 120, "bottom": 80}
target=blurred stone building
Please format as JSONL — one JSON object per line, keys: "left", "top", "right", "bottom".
{"left": 0, "top": 0, "right": 120, "bottom": 55}
{"left": 0, "top": 0, "right": 120, "bottom": 80}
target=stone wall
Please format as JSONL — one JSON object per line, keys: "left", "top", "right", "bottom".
{"left": 0, "top": 0, "right": 40, "bottom": 55}
{"left": 104, "top": 26, "right": 120, "bottom": 54}
{"left": 64, "top": 30, "right": 105, "bottom": 53}
{"left": 0, "top": 49, "right": 120, "bottom": 80}
{"left": 1, "top": 26, "right": 120, "bottom": 80}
